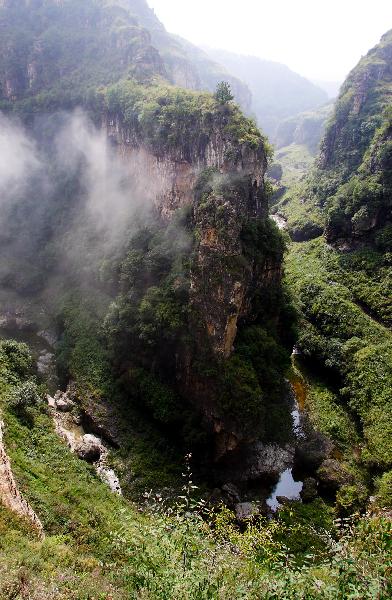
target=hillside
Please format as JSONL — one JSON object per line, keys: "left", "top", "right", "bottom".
{"left": 104, "top": 0, "right": 252, "bottom": 107}
{"left": 0, "top": 0, "right": 251, "bottom": 108}
{"left": 0, "top": 2, "right": 391, "bottom": 597}
{"left": 274, "top": 102, "right": 334, "bottom": 154}
{"left": 276, "top": 29, "right": 392, "bottom": 521}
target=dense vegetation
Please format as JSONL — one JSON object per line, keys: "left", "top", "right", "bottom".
{"left": 277, "top": 30, "right": 392, "bottom": 512}
{"left": 0, "top": 341, "right": 391, "bottom": 598}
{"left": 0, "top": 2, "right": 391, "bottom": 597}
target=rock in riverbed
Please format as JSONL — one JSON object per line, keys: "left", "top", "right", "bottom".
{"left": 76, "top": 434, "right": 102, "bottom": 462}
{"left": 235, "top": 502, "right": 259, "bottom": 521}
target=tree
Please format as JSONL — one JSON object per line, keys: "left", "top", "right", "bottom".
{"left": 215, "top": 81, "right": 234, "bottom": 105}
{"left": 7, "top": 381, "right": 41, "bottom": 412}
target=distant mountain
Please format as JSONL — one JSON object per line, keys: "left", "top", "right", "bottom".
{"left": 311, "top": 79, "right": 342, "bottom": 99}
{"left": 204, "top": 48, "right": 328, "bottom": 139}
{"left": 105, "top": 0, "right": 252, "bottom": 109}
{"left": 275, "top": 102, "right": 334, "bottom": 154}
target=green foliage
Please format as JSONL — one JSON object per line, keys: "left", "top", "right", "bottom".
{"left": 6, "top": 381, "right": 41, "bottom": 412}
{"left": 104, "top": 213, "right": 191, "bottom": 365}
{"left": 241, "top": 217, "right": 286, "bottom": 265}
{"left": 214, "top": 81, "right": 234, "bottom": 104}
{"left": 305, "top": 376, "right": 359, "bottom": 452}
{"left": 336, "top": 484, "right": 368, "bottom": 514}
{"left": 0, "top": 351, "right": 391, "bottom": 598}
{"left": 375, "top": 470, "right": 392, "bottom": 508}
{"left": 286, "top": 237, "right": 392, "bottom": 473}
{"left": 0, "top": 339, "right": 32, "bottom": 387}
{"left": 127, "top": 367, "right": 181, "bottom": 424}
{"left": 218, "top": 354, "right": 263, "bottom": 426}
{"left": 103, "top": 79, "right": 263, "bottom": 154}
{"left": 57, "top": 298, "right": 111, "bottom": 394}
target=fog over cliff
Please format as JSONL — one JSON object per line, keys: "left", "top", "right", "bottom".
{"left": 0, "top": 111, "right": 162, "bottom": 295}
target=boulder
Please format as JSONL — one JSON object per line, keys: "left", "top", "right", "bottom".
{"left": 300, "top": 477, "right": 318, "bottom": 502}
{"left": 76, "top": 434, "right": 102, "bottom": 462}
{"left": 54, "top": 389, "right": 75, "bottom": 412}
{"left": 235, "top": 502, "right": 259, "bottom": 521}
{"left": 295, "top": 432, "right": 333, "bottom": 470}
{"left": 56, "top": 398, "right": 72, "bottom": 412}
{"left": 221, "top": 482, "right": 241, "bottom": 505}
{"left": 317, "top": 459, "right": 354, "bottom": 492}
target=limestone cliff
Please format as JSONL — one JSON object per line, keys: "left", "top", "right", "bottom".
{"left": 102, "top": 85, "right": 286, "bottom": 465}
{"left": 0, "top": 0, "right": 290, "bottom": 476}
{"left": 317, "top": 30, "right": 392, "bottom": 245}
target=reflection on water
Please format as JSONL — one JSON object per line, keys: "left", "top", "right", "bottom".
{"left": 266, "top": 468, "right": 303, "bottom": 511}
{"left": 266, "top": 379, "right": 305, "bottom": 511}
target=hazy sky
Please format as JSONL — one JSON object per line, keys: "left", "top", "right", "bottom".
{"left": 147, "top": 0, "right": 392, "bottom": 82}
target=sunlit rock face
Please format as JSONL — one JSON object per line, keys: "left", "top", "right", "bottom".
{"left": 315, "top": 30, "right": 392, "bottom": 246}
{"left": 0, "top": 0, "right": 288, "bottom": 476}
{"left": 104, "top": 105, "right": 285, "bottom": 467}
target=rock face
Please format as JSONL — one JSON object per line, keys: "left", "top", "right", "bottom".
{"left": 54, "top": 389, "right": 75, "bottom": 413}
{"left": 315, "top": 29, "right": 392, "bottom": 245}
{"left": 300, "top": 477, "right": 318, "bottom": 502}
{"left": 0, "top": 0, "right": 289, "bottom": 478}
{"left": 76, "top": 434, "right": 103, "bottom": 463}
{"left": 216, "top": 441, "right": 294, "bottom": 484}
{"left": 104, "top": 99, "right": 286, "bottom": 465}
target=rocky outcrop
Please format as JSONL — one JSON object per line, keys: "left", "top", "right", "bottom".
{"left": 48, "top": 391, "right": 122, "bottom": 495}
{"left": 0, "top": 0, "right": 166, "bottom": 102}
{"left": 76, "top": 434, "right": 102, "bottom": 462}
{"left": 319, "top": 32, "right": 392, "bottom": 173}
{"left": 216, "top": 441, "right": 294, "bottom": 484}
{"left": 104, "top": 98, "right": 287, "bottom": 467}
{"left": 295, "top": 29, "right": 392, "bottom": 247}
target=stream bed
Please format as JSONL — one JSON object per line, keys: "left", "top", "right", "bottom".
{"left": 0, "top": 317, "right": 122, "bottom": 496}
{"left": 1, "top": 314, "right": 310, "bottom": 512}
{"left": 265, "top": 395, "right": 305, "bottom": 510}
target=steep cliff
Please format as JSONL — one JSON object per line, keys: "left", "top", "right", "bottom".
{"left": 99, "top": 82, "right": 289, "bottom": 467}
{"left": 316, "top": 29, "right": 392, "bottom": 245}
{"left": 280, "top": 31, "right": 392, "bottom": 505}
{"left": 0, "top": 2, "right": 291, "bottom": 475}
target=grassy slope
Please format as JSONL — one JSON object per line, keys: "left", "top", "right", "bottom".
{"left": 0, "top": 341, "right": 390, "bottom": 598}
{"left": 285, "top": 236, "right": 392, "bottom": 504}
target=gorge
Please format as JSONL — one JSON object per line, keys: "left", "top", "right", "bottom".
{"left": 0, "top": 1, "right": 390, "bottom": 598}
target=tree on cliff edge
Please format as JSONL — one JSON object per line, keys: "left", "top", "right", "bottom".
{"left": 215, "top": 81, "right": 234, "bottom": 104}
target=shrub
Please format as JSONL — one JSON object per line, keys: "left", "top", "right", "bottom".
{"left": 7, "top": 381, "right": 41, "bottom": 412}
{"left": 375, "top": 470, "right": 392, "bottom": 508}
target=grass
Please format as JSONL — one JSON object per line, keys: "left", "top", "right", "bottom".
{"left": 285, "top": 236, "right": 392, "bottom": 475}
{"left": 0, "top": 339, "right": 391, "bottom": 598}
